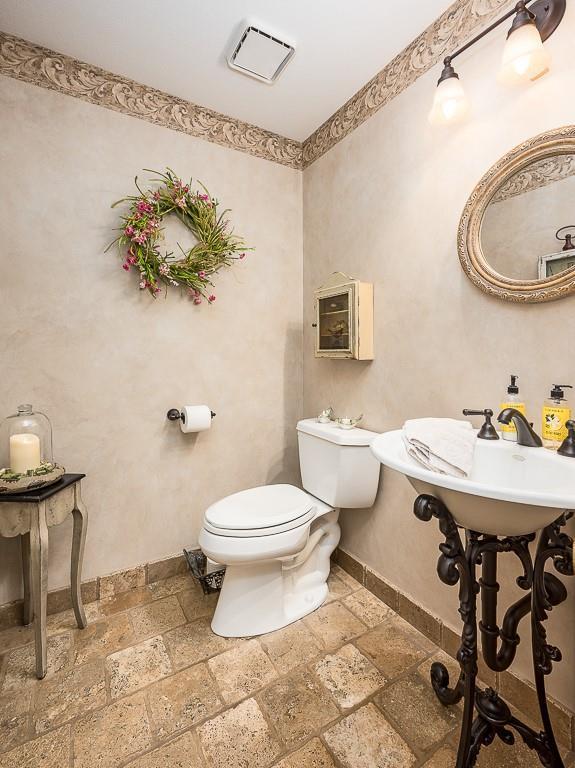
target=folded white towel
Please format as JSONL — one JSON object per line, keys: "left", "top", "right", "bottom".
{"left": 403, "top": 418, "right": 476, "bottom": 478}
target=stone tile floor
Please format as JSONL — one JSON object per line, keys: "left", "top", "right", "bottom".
{"left": 0, "top": 566, "right": 573, "bottom": 768}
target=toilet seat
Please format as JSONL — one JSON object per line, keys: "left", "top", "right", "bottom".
{"left": 204, "top": 484, "right": 316, "bottom": 538}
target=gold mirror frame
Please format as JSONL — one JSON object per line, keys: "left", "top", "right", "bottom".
{"left": 458, "top": 125, "right": 575, "bottom": 303}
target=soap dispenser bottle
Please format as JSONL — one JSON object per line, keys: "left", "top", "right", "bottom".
{"left": 542, "top": 384, "right": 573, "bottom": 450}
{"left": 499, "top": 375, "right": 525, "bottom": 442}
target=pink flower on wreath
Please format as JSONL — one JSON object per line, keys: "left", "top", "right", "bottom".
{"left": 153, "top": 190, "right": 161, "bottom": 201}
{"left": 127, "top": 254, "right": 138, "bottom": 266}
{"left": 122, "top": 263, "right": 130, "bottom": 271}
{"left": 136, "top": 200, "right": 153, "bottom": 214}
{"left": 198, "top": 270, "right": 206, "bottom": 279}
{"left": 132, "top": 232, "right": 148, "bottom": 245}
{"left": 144, "top": 219, "right": 159, "bottom": 234}
{"left": 159, "top": 263, "right": 170, "bottom": 277}
{"left": 124, "top": 225, "right": 135, "bottom": 237}
{"left": 193, "top": 296, "right": 202, "bottom": 305}
{"left": 208, "top": 294, "right": 216, "bottom": 303}
{"left": 239, "top": 253, "right": 246, "bottom": 260}
{"left": 153, "top": 285, "right": 162, "bottom": 295}
{"left": 175, "top": 196, "right": 186, "bottom": 209}
{"left": 198, "top": 193, "right": 209, "bottom": 202}
{"left": 139, "top": 280, "right": 147, "bottom": 290}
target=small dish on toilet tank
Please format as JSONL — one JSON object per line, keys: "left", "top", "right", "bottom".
{"left": 318, "top": 407, "right": 334, "bottom": 423}
{"left": 336, "top": 415, "right": 363, "bottom": 429}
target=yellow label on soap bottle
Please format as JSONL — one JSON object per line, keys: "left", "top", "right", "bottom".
{"left": 542, "top": 405, "right": 571, "bottom": 444}
{"left": 499, "top": 401, "right": 526, "bottom": 434}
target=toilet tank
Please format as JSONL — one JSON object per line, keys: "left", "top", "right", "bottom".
{"left": 296, "top": 418, "right": 381, "bottom": 508}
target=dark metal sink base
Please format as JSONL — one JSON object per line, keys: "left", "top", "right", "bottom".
{"left": 414, "top": 494, "right": 573, "bottom": 768}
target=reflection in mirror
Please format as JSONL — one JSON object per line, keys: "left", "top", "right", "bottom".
{"left": 481, "top": 153, "right": 575, "bottom": 281}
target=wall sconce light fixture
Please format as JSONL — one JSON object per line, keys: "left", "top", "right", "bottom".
{"left": 556, "top": 225, "right": 575, "bottom": 252}
{"left": 429, "top": 0, "right": 565, "bottom": 125}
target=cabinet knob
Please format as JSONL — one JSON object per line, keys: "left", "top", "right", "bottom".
{"left": 311, "top": 323, "right": 317, "bottom": 328}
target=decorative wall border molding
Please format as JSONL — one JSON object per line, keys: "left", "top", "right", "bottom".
{"left": 301, "top": 0, "right": 514, "bottom": 168}
{"left": 0, "top": 32, "right": 303, "bottom": 170}
{"left": 0, "top": 1, "right": 518, "bottom": 171}
{"left": 492, "top": 152, "right": 575, "bottom": 202}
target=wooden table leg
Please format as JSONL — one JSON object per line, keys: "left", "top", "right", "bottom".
{"left": 21, "top": 532, "right": 33, "bottom": 625}
{"left": 30, "top": 501, "right": 48, "bottom": 679}
{"left": 71, "top": 484, "right": 88, "bottom": 629}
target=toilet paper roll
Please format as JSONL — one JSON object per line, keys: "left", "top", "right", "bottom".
{"left": 180, "top": 405, "right": 213, "bottom": 433}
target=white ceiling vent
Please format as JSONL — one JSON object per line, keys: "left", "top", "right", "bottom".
{"left": 228, "top": 24, "right": 295, "bottom": 84}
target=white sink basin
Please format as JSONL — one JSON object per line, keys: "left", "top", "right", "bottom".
{"left": 371, "top": 430, "right": 575, "bottom": 536}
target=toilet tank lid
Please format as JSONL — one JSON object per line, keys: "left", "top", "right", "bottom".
{"left": 296, "top": 418, "right": 379, "bottom": 446}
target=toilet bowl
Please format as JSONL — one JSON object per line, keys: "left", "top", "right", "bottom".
{"left": 199, "top": 418, "right": 381, "bottom": 637}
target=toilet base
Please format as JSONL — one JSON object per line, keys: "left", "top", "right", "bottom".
{"left": 210, "top": 510, "right": 340, "bottom": 638}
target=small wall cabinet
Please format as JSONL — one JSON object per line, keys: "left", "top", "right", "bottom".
{"left": 313, "top": 272, "right": 374, "bottom": 360}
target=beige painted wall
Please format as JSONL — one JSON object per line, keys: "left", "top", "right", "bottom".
{"left": 483, "top": 172, "right": 575, "bottom": 279}
{"left": 1, "top": 5, "right": 574, "bottom": 714}
{"left": 0, "top": 77, "right": 303, "bottom": 604}
{"left": 303, "top": 8, "right": 575, "bottom": 710}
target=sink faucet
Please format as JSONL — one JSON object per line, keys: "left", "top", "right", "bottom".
{"left": 497, "top": 408, "right": 543, "bottom": 448}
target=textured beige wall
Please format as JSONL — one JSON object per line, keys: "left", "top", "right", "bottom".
{"left": 2, "top": 5, "right": 574, "bottom": 713}
{"left": 483, "top": 173, "right": 575, "bottom": 279}
{"left": 303, "top": 9, "right": 575, "bottom": 710}
{"left": 0, "top": 77, "right": 303, "bottom": 604}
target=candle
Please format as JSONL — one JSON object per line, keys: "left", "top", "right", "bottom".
{"left": 9, "top": 433, "right": 41, "bottom": 473}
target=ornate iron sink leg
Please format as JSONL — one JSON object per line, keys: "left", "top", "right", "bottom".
{"left": 414, "top": 494, "right": 573, "bottom": 768}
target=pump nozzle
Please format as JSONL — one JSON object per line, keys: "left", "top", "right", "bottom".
{"left": 550, "top": 384, "right": 573, "bottom": 400}
{"left": 508, "top": 375, "right": 519, "bottom": 395}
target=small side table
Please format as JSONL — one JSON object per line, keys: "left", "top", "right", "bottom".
{"left": 0, "top": 474, "right": 88, "bottom": 679}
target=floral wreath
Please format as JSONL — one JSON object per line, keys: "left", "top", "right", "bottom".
{"left": 107, "top": 169, "right": 250, "bottom": 303}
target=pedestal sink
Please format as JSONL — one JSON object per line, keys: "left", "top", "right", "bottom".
{"left": 371, "top": 427, "right": 575, "bottom": 768}
{"left": 371, "top": 429, "right": 575, "bottom": 536}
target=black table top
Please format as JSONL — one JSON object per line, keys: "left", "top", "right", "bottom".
{"left": 0, "top": 473, "right": 85, "bottom": 503}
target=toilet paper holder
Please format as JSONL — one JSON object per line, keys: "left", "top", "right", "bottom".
{"left": 167, "top": 408, "right": 216, "bottom": 422}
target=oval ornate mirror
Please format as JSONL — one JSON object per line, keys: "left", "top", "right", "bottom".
{"left": 458, "top": 125, "right": 575, "bottom": 302}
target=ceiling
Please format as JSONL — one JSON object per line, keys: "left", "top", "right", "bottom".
{"left": 1, "top": 0, "right": 453, "bottom": 141}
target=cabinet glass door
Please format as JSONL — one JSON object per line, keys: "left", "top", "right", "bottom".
{"left": 317, "top": 291, "right": 351, "bottom": 352}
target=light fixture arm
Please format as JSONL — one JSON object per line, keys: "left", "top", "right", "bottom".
{"left": 443, "top": 0, "right": 564, "bottom": 69}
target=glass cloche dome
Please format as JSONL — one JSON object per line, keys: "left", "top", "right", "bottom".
{"left": 0, "top": 404, "right": 53, "bottom": 475}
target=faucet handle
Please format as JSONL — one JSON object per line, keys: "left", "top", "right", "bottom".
{"left": 558, "top": 420, "right": 575, "bottom": 458}
{"left": 462, "top": 408, "right": 500, "bottom": 441}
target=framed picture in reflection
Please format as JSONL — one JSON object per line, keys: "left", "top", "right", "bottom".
{"left": 538, "top": 250, "right": 575, "bottom": 279}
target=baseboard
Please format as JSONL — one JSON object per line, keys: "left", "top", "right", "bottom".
{"left": 332, "top": 547, "right": 575, "bottom": 751}
{"left": 0, "top": 552, "right": 188, "bottom": 629}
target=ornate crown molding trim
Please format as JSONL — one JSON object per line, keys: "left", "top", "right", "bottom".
{"left": 301, "top": 0, "right": 514, "bottom": 168}
{"left": 492, "top": 153, "right": 575, "bottom": 202}
{"left": 0, "top": 2, "right": 515, "bottom": 172}
{"left": 0, "top": 32, "right": 303, "bottom": 170}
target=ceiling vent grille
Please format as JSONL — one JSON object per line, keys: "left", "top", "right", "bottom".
{"left": 228, "top": 25, "right": 295, "bottom": 84}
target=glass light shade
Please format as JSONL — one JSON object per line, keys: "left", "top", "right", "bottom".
{"left": 498, "top": 22, "right": 551, "bottom": 84}
{"left": 0, "top": 404, "right": 53, "bottom": 473}
{"left": 428, "top": 75, "right": 469, "bottom": 125}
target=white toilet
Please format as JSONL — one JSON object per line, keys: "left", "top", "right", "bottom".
{"left": 198, "top": 418, "right": 381, "bottom": 637}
